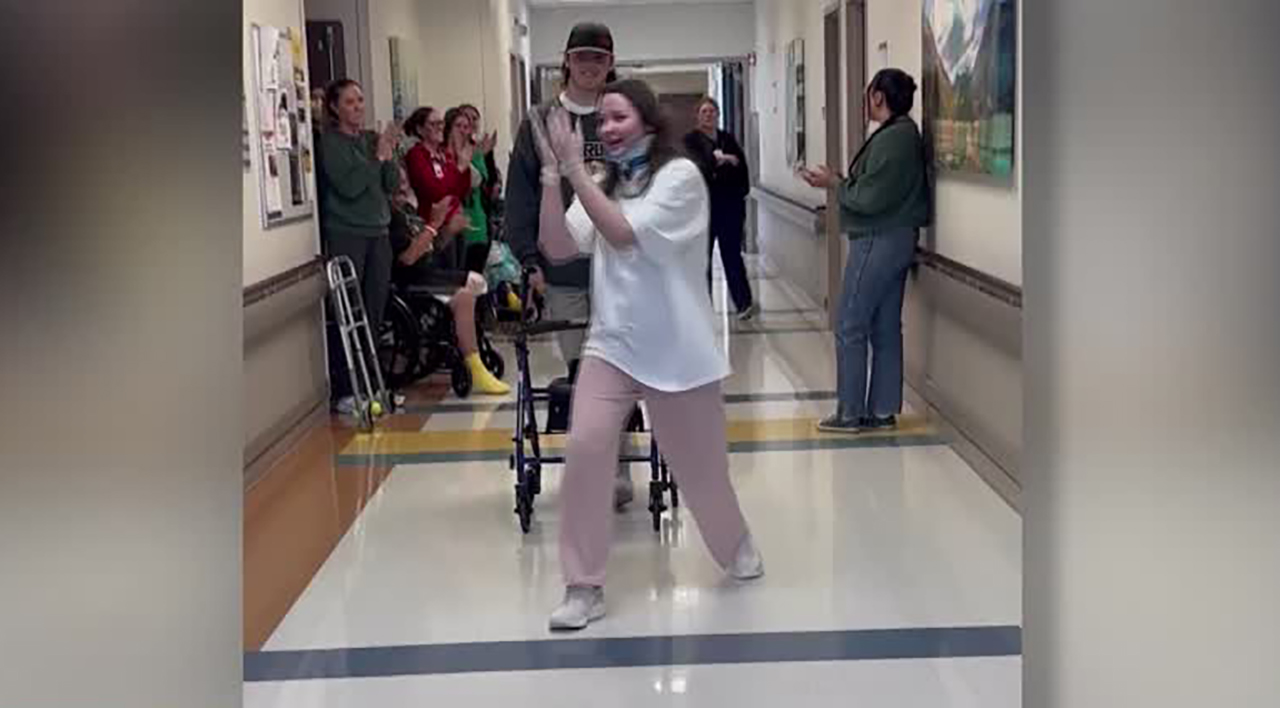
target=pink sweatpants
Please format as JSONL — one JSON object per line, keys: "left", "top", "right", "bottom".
{"left": 559, "top": 356, "right": 751, "bottom": 587}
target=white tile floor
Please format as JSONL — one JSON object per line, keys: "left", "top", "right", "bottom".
{"left": 246, "top": 255, "right": 1022, "bottom": 706}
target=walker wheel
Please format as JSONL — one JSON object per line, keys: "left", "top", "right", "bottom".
{"left": 515, "top": 483, "right": 534, "bottom": 533}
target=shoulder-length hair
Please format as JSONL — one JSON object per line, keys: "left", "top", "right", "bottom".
{"left": 599, "top": 78, "right": 683, "bottom": 197}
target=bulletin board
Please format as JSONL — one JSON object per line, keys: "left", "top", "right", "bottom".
{"left": 250, "top": 23, "right": 315, "bottom": 228}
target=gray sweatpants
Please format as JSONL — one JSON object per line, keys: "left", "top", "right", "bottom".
{"left": 326, "top": 231, "right": 392, "bottom": 328}
{"left": 543, "top": 284, "right": 590, "bottom": 363}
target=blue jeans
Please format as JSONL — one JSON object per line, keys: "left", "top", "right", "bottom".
{"left": 834, "top": 228, "right": 918, "bottom": 420}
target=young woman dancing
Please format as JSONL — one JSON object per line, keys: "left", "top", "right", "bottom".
{"left": 530, "top": 79, "right": 764, "bottom": 631}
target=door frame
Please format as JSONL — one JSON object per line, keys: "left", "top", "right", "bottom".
{"left": 824, "top": 0, "right": 868, "bottom": 329}
{"left": 823, "top": 8, "right": 842, "bottom": 328}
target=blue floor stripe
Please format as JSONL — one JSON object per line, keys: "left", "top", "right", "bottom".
{"left": 334, "top": 435, "right": 947, "bottom": 468}
{"left": 245, "top": 625, "right": 1021, "bottom": 682}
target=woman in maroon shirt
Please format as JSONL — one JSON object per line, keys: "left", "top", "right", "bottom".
{"left": 403, "top": 106, "right": 472, "bottom": 264}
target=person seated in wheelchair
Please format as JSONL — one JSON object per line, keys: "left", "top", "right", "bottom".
{"left": 388, "top": 179, "right": 510, "bottom": 395}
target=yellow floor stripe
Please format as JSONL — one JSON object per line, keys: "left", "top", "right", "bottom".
{"left": 341, "top": 415, "right": 933, "bottom": 456}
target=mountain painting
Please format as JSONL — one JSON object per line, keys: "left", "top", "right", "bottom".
{"left": 922, "top": 0, "right": 1017, "bottom": 177}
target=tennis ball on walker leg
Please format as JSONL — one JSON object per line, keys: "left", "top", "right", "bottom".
{"left": 369, "top": 400, "right": 383, "bottom": 417}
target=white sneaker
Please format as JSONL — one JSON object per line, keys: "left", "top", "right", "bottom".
{"left": 549, "top": 586, "right": 606, "bottom": 631}
{"left": 334, "top": 396, "right": 356, "bottom": 416}
{"left": 729, "top": 534, "right": 765, "bottom": 580}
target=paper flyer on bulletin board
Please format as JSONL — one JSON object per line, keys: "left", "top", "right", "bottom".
{"left": 250, "top": 23, "right": 313, "bottom": 228}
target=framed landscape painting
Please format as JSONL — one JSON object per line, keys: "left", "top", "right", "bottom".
{"left": 922, "top": 0, "right": 1017, "bottom": 177}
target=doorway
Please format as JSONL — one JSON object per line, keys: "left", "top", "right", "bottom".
{"left": 305, "top": 21, "right": 346, "bottom": 90}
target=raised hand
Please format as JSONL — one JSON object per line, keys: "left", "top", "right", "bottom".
{"left": 546, "top": 108, "right": 584, "bottom": 175}
{"left": 376, "top": 121, "right": 400, "bottom": 161}
{"left": 457, "top": 138, "right": 475, "bottom": 168}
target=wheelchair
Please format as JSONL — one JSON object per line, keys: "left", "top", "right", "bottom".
{"left": 376, "top": 281, "right": 506, "bottom": 398}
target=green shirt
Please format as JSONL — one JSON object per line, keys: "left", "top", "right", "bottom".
{"left": 838, "top": 118, "right": 930, "bottom": 237}
{"left": 317, "top": 129, "right": 399, "bottom": 238}
{"left": 463, "top": 151, "right": 490, "bottom": 246}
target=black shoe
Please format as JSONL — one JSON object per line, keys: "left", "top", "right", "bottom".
{"left": 815, "top": 414, "right": 862, "bottom": 434}
{"left": 860, "top": 415, "right": 898, "bottom": 431}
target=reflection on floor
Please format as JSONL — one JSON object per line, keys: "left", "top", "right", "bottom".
{"left": 243, "top": 254, "right": 1022, "bottom": 706}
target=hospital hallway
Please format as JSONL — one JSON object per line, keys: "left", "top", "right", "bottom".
{"left": 242, "top": 255, "right": 1022, "bottom": 706}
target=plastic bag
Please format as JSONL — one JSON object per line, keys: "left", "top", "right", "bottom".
{"left": 484, "top": 240, "right": 521, "bottom": 290}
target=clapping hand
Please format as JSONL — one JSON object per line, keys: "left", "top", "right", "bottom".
{"left": 546, "top": 108, "right": 584, "bottom": 175}
{"left": 376, "top": 121, "right": 401, "bottom": 162}
{"left": 798, "top": 164, "right": 837, "bottom": 189}
{"left": 457, "top": 138, "right": 475, "bottom": 168}
{"left": 477, "top": 130, "right": 498, "bottom": 156}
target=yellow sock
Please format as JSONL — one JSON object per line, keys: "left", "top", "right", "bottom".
{"left": 465, "top": 352, "right": 510, "bottom": 395}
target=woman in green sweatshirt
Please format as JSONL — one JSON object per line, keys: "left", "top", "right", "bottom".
{"left": 800, "top": 68, "right": 930, "bottom": 434}
{"left": 317, "top": 79, "right": 401, "bottom": 328}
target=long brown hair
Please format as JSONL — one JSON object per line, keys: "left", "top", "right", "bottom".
{"left": 599, "top": 79, "right": 682, "bottom": 197}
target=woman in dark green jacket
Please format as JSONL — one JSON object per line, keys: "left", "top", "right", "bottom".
{"left": 317, "top": 79, "right": 401, "bottom": 328}
{"left": 800, "top": 69, "right": 929, "bottom": 434}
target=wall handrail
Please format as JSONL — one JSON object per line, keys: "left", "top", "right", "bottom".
{"left": 751, "top": 183, "right": 823, "bottom": 215}
{"left": 750, "top": 184, "right": 825, "bottom": 237}
{"left": 243, "top": 256, "right": 325, "bottom": 308}
{"left": 914, "top": 248, "right": 1022, "bottom": 310}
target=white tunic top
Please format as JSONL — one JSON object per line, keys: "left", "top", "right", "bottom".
{"left": 564, "top": 157, "right": 731, "bottom": 392}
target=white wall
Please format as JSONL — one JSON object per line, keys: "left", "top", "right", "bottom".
{"left": 244, "top": 0, "right": 322, "bottom": 286}
{"left": 753, "top": 0, "right": 828, "bottom": 208}
{"left": 417, "top": 0, "right": 521, "bottom": 173}
{"left": 530, "top": 2, "right": 756, "bottom": 66}
{"left": 368, "top": 0, "right": 424, "bottom": 126}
